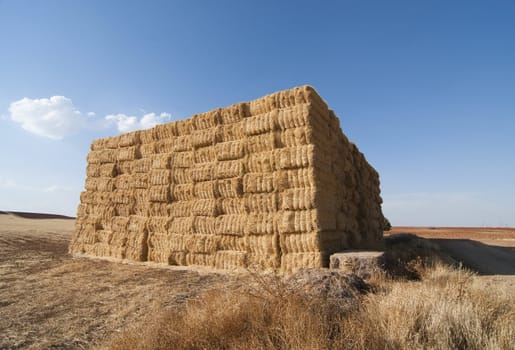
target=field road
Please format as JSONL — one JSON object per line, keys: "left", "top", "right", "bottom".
{"left": 435, "top": 239, "right": 515, "bottom": 275}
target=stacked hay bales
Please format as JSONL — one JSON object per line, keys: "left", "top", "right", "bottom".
{"left": 70, "top": 86, "right": 383, "bottom": 271}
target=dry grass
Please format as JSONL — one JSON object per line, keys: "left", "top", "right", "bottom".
{"left": 105, "top": 237, "right": 515, "bottom": 350}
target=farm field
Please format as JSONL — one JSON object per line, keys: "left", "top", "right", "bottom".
{"left": 1, "top": 213, "right": 513, "bottom": 349}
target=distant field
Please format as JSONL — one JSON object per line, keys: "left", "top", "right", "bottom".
{"left": 388, "top": 226, "right": 515, "bottom": 244}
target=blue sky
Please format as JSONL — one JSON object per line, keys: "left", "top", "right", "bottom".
{"left": 1, "top": 0, "right": 514, "bottom": 226}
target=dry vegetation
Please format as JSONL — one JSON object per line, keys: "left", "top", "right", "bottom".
{"left": 1, "top": 214, "right": 514, "bottom": 350}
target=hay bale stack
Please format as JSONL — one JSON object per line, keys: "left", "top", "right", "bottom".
{"left": 70, "top": 86, "right": 384, "bottom": 272}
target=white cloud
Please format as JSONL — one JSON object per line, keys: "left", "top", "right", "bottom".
{"left": 6, "top": 95, "right": 173, "bottom": 138}
{"left": 8, "top": 96, "right": 85, "bottom": 139}
{"left": 104, "top": 112, "right": 172, "bottom": 133}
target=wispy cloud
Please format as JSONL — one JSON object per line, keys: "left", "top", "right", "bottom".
{"left": 0, "top": 176, "right": 72, "bottom": 193}
{"left": 104, "top": 112, "right": 172, "bottom": 133}
{"left": 6, "top": 96, "right": 173, "bottom": 139}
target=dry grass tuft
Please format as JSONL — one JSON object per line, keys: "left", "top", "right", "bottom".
{"left": 105, "top": 264, "right": 514, "bottom": 350}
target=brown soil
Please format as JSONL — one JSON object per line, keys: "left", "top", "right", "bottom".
{"left": 0, "top": 214, "right": 231, "bottom": 350}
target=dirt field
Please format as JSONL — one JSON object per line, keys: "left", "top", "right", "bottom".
{"left": 1, "top": 215, "right": 514, "bottom": 349}
{"left": 0, "top": 214, "right": 232, "bottom": 350}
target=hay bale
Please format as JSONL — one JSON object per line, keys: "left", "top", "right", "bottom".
{"left": 246, "top": 253, "right": 280, "bottom": 269}
{"left": 191, "top": 163, "right": 216, "bottom": 182}
{"left": 215, "top": 215, "right": 244, "bottom": 236}
{"left": 118, "top": 130, "right": 140, "bottom": 147}
{"left": 244, "top": 213, "right": 277, "bottom": 235}
{"left": 243, "top": 193, "right": 278, "bottom": 213}
{"left": 246, "top": 133, "right": 277, "bottom": 153}
{"left": 171, "top": 183, "right": 195, "bottom": 201}
{"left": 278, "top": 209, "right": 336, "bottom": 234}
{"left": 275, "top": 145, "right": 314, "bottom": 170}
{"left": 244, "top": 110, "right": 277, "bottom": 135}
{"left": 171, "top": 167, "right": 192, "bottom": 184}
{"left": 215, "top": 140, "right": 245, "bottom": 161}
{"left": 220, "top": 103, "right": 248, "bottom": 124}
{"left": 151, "top": 154, "right": 171, "bottom": 169}
{"left": 192, "top": 110, "right": 220, "bottom": 130}
{"left": 139, "top": 142, "right": 156, "bottom": 157}
{"left": 245, "top": 233, "right": 279, "bottom": 254}
{"left": 117, "top": 146, "right": 140, "bottom": 161}
{"left": 192, "top": 199, "right": 219, "bottom": 216}
{"left": 132, "top": 158, "right": 151, "bottom": 173}
{"left": 243, "top": 173, "right": 275, "bottom": 193}
{"left": 219, "top": 121, "right": 245, "bottom": 142}
{"left": 192, "top": 127, "right": 219, "bottom": 148}
{"left": 169, "top": 201, "right": 193, "bottom": 217}
{"left": 172, "top": 135, "right": 192, "bottom": 152}
{"left": 280, "top": 188, "right": 317, "bottom": 210}
{"left": 148, "top": 185, "right": 170, "bottom": 203}
{"left": 214, "top": 250, "right": 246, "bottom": 270}
{"left": 215, "top": 159, "right": 245, "bottom": 179}
{"left": 281, "top": 252, "right": 329, "bottom": 272}
{"left": 247, "top": 152, "right": 275, "bottom": 173}
{"left": 194, "top": 180, "right": 219, "bottom": 199}
{"left": 171, "top": 151, "right": 194, "bottom": 168}
{"left": 149, "top": 170, "right": 171, "bottom": 186}
{"left": 194, "top": 146, "right": 216, "bottom": 164}
{"left": 219, "top": 198, "right": 246, "bottom": 214}
{"left": 193, "top": 216, "right": 217, "bottom": 235}
{"left": 279, "top": 231, "right": 343, "bottom": 254}
{"left": 168, "top": 216, "right": 195, "bottom": 234}
{"left": 217, "top": 178, "right": 243, "bottom": 198}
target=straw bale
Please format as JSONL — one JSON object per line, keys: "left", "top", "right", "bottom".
{"left": 172, "top": 134, "right": 193, "bottom": 152}
{"left": 220, "top": 103, "right": 248, "bottom": 124}
{"left": 152, "top": 123, "right": 177, "bottom": 140}
{"left": 217, "top": 235, "right": 246, "bottom": 251}
{"left": 132, "top": 158, "right": 151, "bottom": 173}
{"left": 90, "top": 138, "right": 107, "bottom": 151}
{"left": 244, "top": 110, "right": 277, "bottom": 135}
{"left": 132, "top": 203, "right": 148, "bottom": 216}
{"left": 114, "top": 174, "right": 132, "bottom": 190}
{"left": 247, "top": 152, "right": 275, "bottom": 174}
{"left": 124, "top": 231, "right": 148, "bottom": 261}
{"left": 273, "top": 168, "right": 314, "bottom": 190}
{"left": 105, "top": 136, "right": 120, "bottom": 149}
{"left": 217, "top": 178, "right": 242, "bottom": 198}
{"left": 111, "top": 216, "right": 129, "bottom": 233}
{"left": 147, "top": 216, "right": 171, "bottom": 233}
{"left": 248, "top": 96, "right": 267, "bottom": 116}
{"left": 246, "top": 253, "right": 280, "bottom": 269}
{"left": 148, "top": 185, "right": 170, "bottom": 202}
{"left": 192, "top": 199, "right": 219, "bottom": 216}
{"left": 132, "top": 174, "right": 148, "bottom": 189}
{"left": 243, "top": 173, "right": 275, "bottom": 193}
{"left": 194, "top": 146, "right": 216, "bottom": 164}
{"left": 148, "top": 203, "right": 170, "bottom": 216}
{"left": 171, "top": 183, "right": 195, "bottom": 201}
{"left": 276, "top": 104, "right": 311, "bottom": 129}
{"left": 279, "top": 126, "right": 312, "bottom": 147}
{"left": 215, "top": 215, "right": 245, "bottom": 236}
{"left": 245, "top": 233, "right": 279, "bottom": 254}
{"left": 116, "top": 161, "right": 133, "bottom": 175}
{"left": 169, "top": 216, "right": 195, "bottom": 234}
{"left": 169, "top": 201, "right": 193, "bottom": 217}
{"left": 281, "top": 252, "right": 328, "bottom": 271}
{"left": 114, "top": 204, "right": 132, "bottom": 217}
{"left": 215, "top": 140, "right": 245, "bottom": 161}
{"left": 215, "top": 159, "right": 244, "bottom": 179}
{"left": 192, "top": 110, "right": 220, "bottom": 130}
{"left": 176, "top": 118, "right": 193, "bottom": 135}
{"left": 149, "top": 170, "right": 171, "bottom": 186}
{"left": 154, "top": 139, "right": 175, "bottom": 154}
{"left": 171, "top": 167, "right": 192, "bottom": 184}
{"left": 79, "top": 191, "right": 95, "bottom": 204}
{"left": 84, "top": 178, "right": 97, "bottom": 191}
{"left": 243, "top": 193, "right": 278, "bottom": 213}
{"left": 279, "top": 232, "right": 341, "bottom": 254}
{"left": 219, "top": 121, "right": 245, "bottom": 142}
{"left": 184, "top": 234, "right": 219, "bottom": 254}
{"left": 86, "top": 178, "right": 115, "bottom": 192}
{"left": 168, "top": 251, "right": 187, "bottom": 265}
{"left": 86, "top": 164, "right": 101, "bottom": 177}
{"left": 151, "top": 154, "right": 171, "bottom": 169}
{"left": 192, "top": 127, "right": 219, "bottom": 148}
{"left": 219, "top": 198, "right": 246, "bottom": 214}
{"left": 275, "top": 145, "right": 314, "bottom": 170}
{"left": 139, "top": 142, "right": 155, "bottom": 157}
{"left": 118, "top": 130, "right": 140, "bottom": 147}
{"left": 133, "top": 188, "right": 148, "bottom": 202}
{"left": 244, "top": 213, "right": 277, "bottom": 235}
{"left": 186, "top": 253, "right": 215, "bottom": 267}
{"left": 171, "top": 150, "right": 193, "bottom": 168}
{"left": 280, "top": 188, "right": 317, "bottom": 210}
{"left": 214, "top": 251, "right": 246, "bottom": 270}
{"left": 147, "top": 233, "right": 169, "bottom": 262}
{"left": 127, "top": 215, "right": 147, "bottom": 233}
{"left": 138, "top": 128, "right": 153, "bottom": 143}
{"left": 194, "top": 180, "right": 219, "bottom": 199}
{"left": 246, "top": 132, "right": 276, "bottom": 153}
{"left": 278, "top": 209, "right": 336, "bottom": 234}
{"left": 193, "top": 216, "right": 217, "bottom": 235}
{"left": 117, "top": 146, "right": 139, "bottom": 161}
